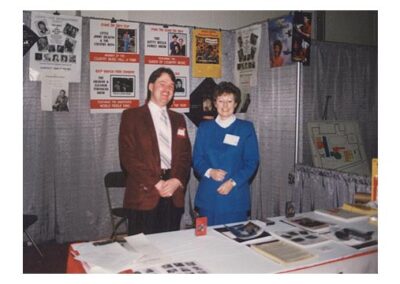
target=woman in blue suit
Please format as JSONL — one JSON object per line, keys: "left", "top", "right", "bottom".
{"left": 193, "top": 82, "right": 259, "bottom": 226}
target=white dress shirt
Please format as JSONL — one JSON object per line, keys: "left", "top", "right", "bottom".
{"left": 215, "top": 114, "right": 236, "bottom": 128}
{"left": 148, "top": 101, "right": 172, "bottom": 168}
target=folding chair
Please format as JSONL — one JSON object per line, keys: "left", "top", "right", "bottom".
{"left": 104, "top": 171, "right": 130, "bottom": 239}
{"left": 23, "top": 214, "right": 44, "bottom": 257}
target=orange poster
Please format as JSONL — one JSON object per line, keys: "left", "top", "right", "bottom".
{"left": 192, "top": 29, "right": 221, "bottom": 78}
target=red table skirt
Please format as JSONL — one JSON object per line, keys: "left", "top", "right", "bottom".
{"left": 66, "top": 245, "right": 86, "bottom": 273}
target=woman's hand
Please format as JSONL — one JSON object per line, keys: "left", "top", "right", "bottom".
{"left": 217, "top": 179, "right": 234, "bottom": 195}
{"left": 210, "top": 169, "right": 227, "bottom": 181}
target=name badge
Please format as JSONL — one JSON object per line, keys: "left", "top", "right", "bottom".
{"left": 177, "top": 127, "right": 186, "bottom": 138}
{"left": 223, "top": 134, "right": 240, "bottom": 146}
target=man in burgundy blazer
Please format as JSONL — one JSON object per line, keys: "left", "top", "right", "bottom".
{"left": 119, "top": 67, "right": 191, "bottom": 235}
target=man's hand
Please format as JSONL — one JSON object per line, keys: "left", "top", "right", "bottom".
{"left": 156, "top": 178, "right": 182, "bottom": 197}
{"left": 155, "top": 180, "right": 165, "bottom": 190}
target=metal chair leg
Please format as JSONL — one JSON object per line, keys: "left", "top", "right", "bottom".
{"left": 24, "top": 230, "right": 44, "bottom": 258}
{"left": 110, "top": 217, "right": 128, "bottom": 239}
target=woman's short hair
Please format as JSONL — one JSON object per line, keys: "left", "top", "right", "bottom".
{"left": 213, "top": 81, "right": 241, "bottom": 106}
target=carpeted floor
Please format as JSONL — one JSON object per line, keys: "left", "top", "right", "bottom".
{"left": 23, "top": 240, "right": 70, "bottom": 273}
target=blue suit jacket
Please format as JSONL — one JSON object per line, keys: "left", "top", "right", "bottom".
{"left": 193, "top": 119, "right": 259, "bottom": 215}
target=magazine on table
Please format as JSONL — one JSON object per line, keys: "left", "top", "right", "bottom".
{"left": 214, "top": 221, "right": 271, "bottom": 243}
{"left": 314, "top": 207, "right": 369, "bottom": 222}
{"left": 250, "top": 240, "right": 315, "bottom": 264}
{"left": 284, "top": 216, "right": 331, "bottom": 233}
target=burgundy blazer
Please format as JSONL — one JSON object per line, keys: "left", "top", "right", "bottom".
{"left": 119, "top": 104, "right": 192, "bottom": 210}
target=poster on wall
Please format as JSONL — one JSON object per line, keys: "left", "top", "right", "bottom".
{"left": 307, "top": 120, "right": 369, "bottom": 175}
{"left": 234, "top": 24, "right": 261, "bottom": 113}
{"left": 292, "top": 11, "right": 312, "bottom": 65}
{"left": 41, "top": 79, "right": 70, "bottom": 112}
{"left": 192, "top": 29, "right": 221, "bottom": 78}
{"left": 268, "top": 15, "right": 294, "bottom": 68}
{"left": 145, "top": 24, "right": 190, "bottom": 113}
{"left": 90, "top": 19, "right": 140, "bottom": 113}
{"left": 29, "top": 12, "right": 82, "bottom": 82}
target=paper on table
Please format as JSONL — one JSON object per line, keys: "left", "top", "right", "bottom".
{"left": 125, "top": 233, "right": 170, "bottom": 267}
{"left": 71, "top": 242, "right": 95, "bottom": 256}
{"left": 125, "top": 233, "right": 161, "bottom": 255}
{"left": 74, "top": 242, "right": 142, "bottom": 273}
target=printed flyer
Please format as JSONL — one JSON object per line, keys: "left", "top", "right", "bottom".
{"left": 192, "top": 29, "right": 221, "bottom": 78}
{"left": 145, "top": 25, "right": 190, "bottom": 113}
{"left": 29, "top": 11, "right": 82, "bottom": 82}
{"left": 90, "top": 19, "right": 140, "bottom": 113}
{"left": 41, "top": 79, "right": 70, "bottom": 112}
{"left": 234, "top": 24, "right": 261, "bottom": 113}
{"left": 292, "top": 11, "right": 312, "bottom": 65}
{"left": 268, "top": 15, "right": 294, "bottom": 68}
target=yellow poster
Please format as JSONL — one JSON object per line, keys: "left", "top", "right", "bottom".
{"left": 192, "top": 29, "right": 221, "bottom": 78}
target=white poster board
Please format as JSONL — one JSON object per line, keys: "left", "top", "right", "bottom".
{"left": 89, "top": 19, "right": 140, "bottom": 113}
{"left": 144, "top": 24, "right": 190, "bottom": 113}
{"left": 234, "top": 24, "right": 261, "bottom": 113}
{"left": 307, "top": 120, "right": 370, "bottom": 176}
{"left": 29, "top": 12, "right": 82, "bottom": 82}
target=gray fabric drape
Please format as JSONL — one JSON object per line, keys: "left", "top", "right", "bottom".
{"left": 292, "top": 164, "right": 370, "bottom": 213}
{"left": 247, "top": 21, "right": 299, "bottom": 220}
{"left": 301, "top": 41, "right": 378, "bottom": 166}
{"left": 23, "top": 11, "right": 377, "bottom": 243}
{"left": 289, "top": 41, "right": 377, "bottom": 214}
{"left": 24, "top": 14, "right": 123, "bottom": 243}
{"left": 249, "top": 34, "right": 377, "bottom": 220}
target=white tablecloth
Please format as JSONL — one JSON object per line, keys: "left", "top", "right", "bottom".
{"left": 144, "top": 212, "right": 377, "bottom": 273}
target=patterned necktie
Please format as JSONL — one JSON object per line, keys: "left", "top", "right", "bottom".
{"left": 159, "top": 109, "right": 171, "bottom": 169}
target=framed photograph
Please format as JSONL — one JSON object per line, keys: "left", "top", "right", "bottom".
{"left": 110, "top": 75, "right": 135, "bottom": 97}
{"left": 37, "top": 37, "right": 49, "bottom": 51}
{"left": 63, "top": 23, "right": 79, "bottom": 38}
{"left": 64, "top": 38, "right": 76, "bottom": 53}
{"left": 174, "top": 76, "right": 186, "bottom": 97}
{"left": 116, "top": 28, "right": 137, "bottom": 53}
{"left": 168, "top": 33, "right": 187, "bottom": 56}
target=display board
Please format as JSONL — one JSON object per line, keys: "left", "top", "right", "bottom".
{"left": 89, "top": 19, "right": 140, "bottom": 113}
{"left": 307, "top": 120, "right": 370, "bottom": 175}
{"left": 145, "top": 24, "right": 190, "bottom": 113}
